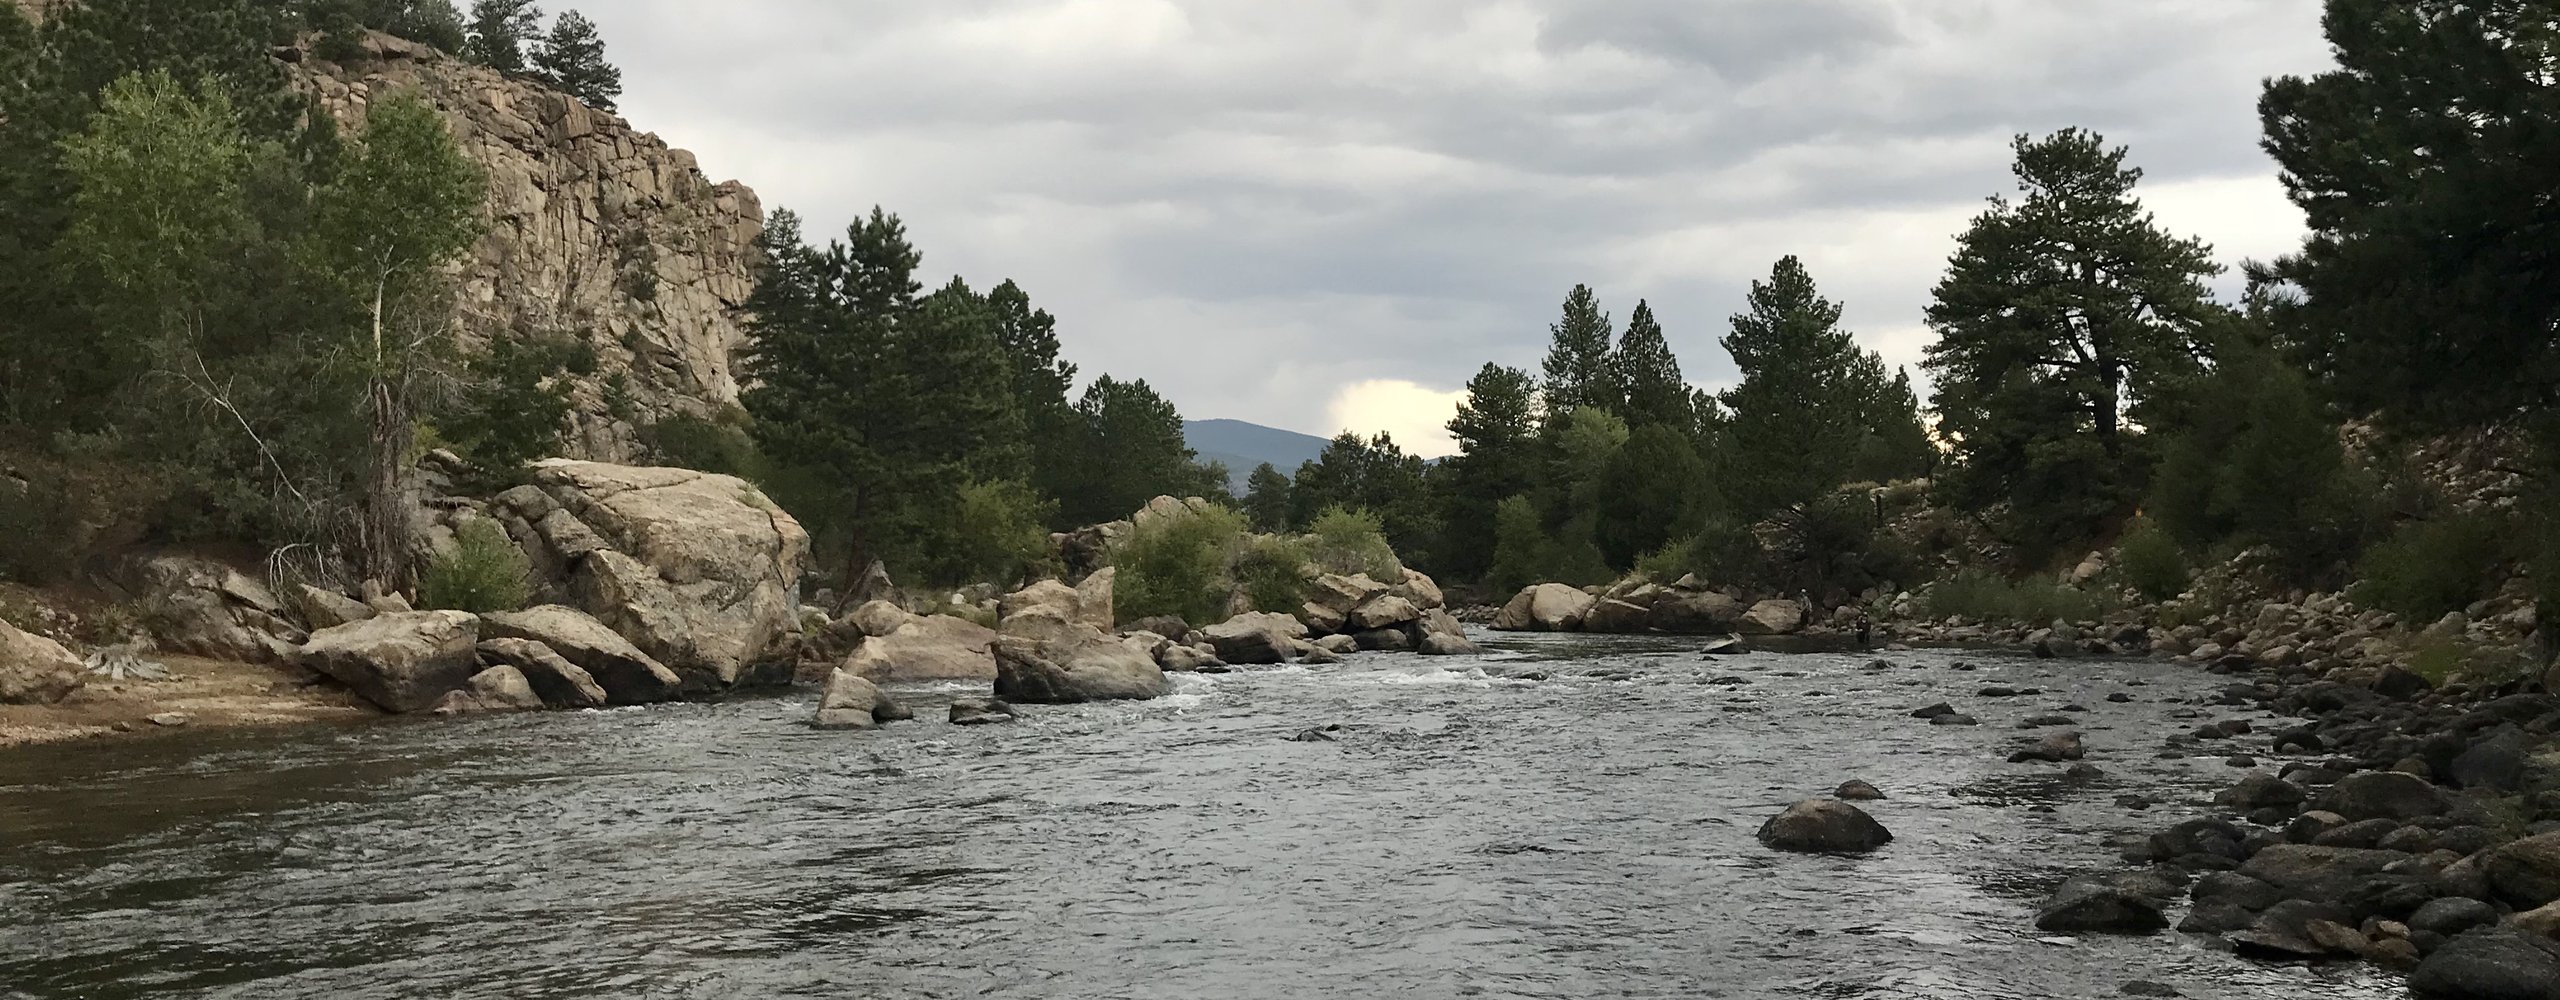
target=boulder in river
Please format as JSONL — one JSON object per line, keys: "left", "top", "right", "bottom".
{"left": 481, "top": 605, "right": 682, "bottom": 705}
{"left": 473, "top": 638, "right": 608, "bottom": 709}
{"left": 2009, "top": 731, "right": 2085, "bottom": 763}
{"left": 1735, "top": 599, "right": 1804, "bottom": 636}
{"left": 1349, "top": 594, "right": 1422, "bottom": 631}
{"left": 2484, "top": 831, "right": 2560, "bottom": 909}
{"left": 2035, "top": 878, "right": 2167, "bottom": 934}
{"left": 1835, "top": 779, "right": 1885, "bottom": 801}
{"left": 949, "top": 698, "right": 1015, "bottom": 726}
{"left": 994, "top": 634, "right": 1170, "bottom": 704}
{"left": 813, "top": 669, "right": 898, "bottom": 730}
{"left": 489, "top": 461, "right": 810, "bottom": 693}
{"left": 2235, "top": 844, "right": 2409, "bottom": 902}
{"left": 2313, "top": 770, "right": 2449, "bottom": 822}
{"left": 1493, "top": 583, "right": 1595, "bottom": 632}
{"left": 1157, "top": 644, "right": 1224, "bottom": 672}
{"left": 847, "top": 600, "right": 913, "bottom": 638}
{"left": 1203, "top": 612, "right": 1309, "bottom": 665}
{"left": 1755, "top": 798, "right": 1892, "bottom": 854}
{"left": 300, "top": 611, "right": 482, "bottom": 714}
{"left": 431, "top": 665, "right": 546, "bottom": 715}
{"left": 842, "top": 614, "right": 998, "bottom": 682}
{"left": 0, "top": 618, "right": 85, "bottom": 706}
{"left": 2409, "top": 926, "right": 2560, "bottom": 1000}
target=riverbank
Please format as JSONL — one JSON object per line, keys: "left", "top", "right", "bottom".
{"left": 0, "top": 655, "right": 371, "bottom": 748}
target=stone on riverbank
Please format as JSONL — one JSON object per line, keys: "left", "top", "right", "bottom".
{"left": 474, "top": 638, "right": 609, "bottom": 709}
{"left": 2313, "top": 770, "right": 2449, "bottom": 823}
{"left": 814, "top": 669, "right": 897, "bottom": 730}
{"left": 300, "top": 611, "right": 482, "bottom": 714}
{"left": 0, "top": 618, "right": 86, "bottom": 706}
{"left": 481, "top": 605, "right": 682, "bottom": 705}
{"left": 1736, "top": 599, "right": 1805, "bottom": 636}
{"left": 1756, "top": 798, "right": 1892, "bottom": 854}
{"left": 994, "top": 634, "right": 1170, "bottom": 704}
{"left": 1203, "top": 612, "right": 1308, "bottom": 665}
{"left": 2485, "top": 832, "right": 2560, "bottom": 909}
{"left": 2410, "top": 926, "right": 2560, "bottom": 1000}
{"left": 432, "top": 665, "right": 546, "bottom": 715}
{"left": 842, "top": 614, "right": 998, "bottom": 682}
{"left": 1493, "top": 584, "right": 1594, "bottom": 632}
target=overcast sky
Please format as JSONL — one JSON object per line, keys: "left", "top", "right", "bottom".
{"left": 576, "top": 0, "right": 2337, "bottom": 457}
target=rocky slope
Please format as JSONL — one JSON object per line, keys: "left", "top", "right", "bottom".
{"left": 287, "top": 32, "right": 763, "bottom": 462}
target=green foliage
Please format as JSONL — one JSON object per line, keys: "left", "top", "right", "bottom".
{"left": 1114, "top": 504, "right": 1248, "bottom": 625}
{"left": 2149, "top": 324, "right": 2368, "bottom": 579}
{"left": 57, "top": 70, "right": 253, "bottom": 341}
{"left": 2113, "top": 519, "right": 2190, "bottom": 602}
{"left": 530, "top": 9, "right": 618, "bottom": 111}
{"left": 1611, "top": 300, "right": 1690, "bottom": 429}
{"left": 439, "top": 334, "right": 589, "bottom": 476}
{"left": 1241, "top": 462, "right": 1291, "bottom": 533}
{"left": 642, "top": 408, "right": 763, "bottom": 477}
{"left": 1540, "top": 283, "right": 1615, "bottom": 414}
{"left": 0, "top": 450, "right": 167, "bottom": 585}
{"left": 1234, "top": 534, "right": 1312, "bottom": 613}
{"left": 1922, "top": 569, "right": 2111, "bottom": 625}
{"left": 2407, "top": 634, "right": 2538, "bottom": 689}
{"left": 1635, "top": 518, "right": 1761, "bottom": 587}
{"left": 1923, "top": 129, "right": 2222, "bottom": 560}
{"left": 1719, "top": 256, "right": 1875, "bottom": 520}
{"left": 2258, "top": 1, "right": 2560, "bottom": 440}
{"left": 419, "top": 519, "right": 530, "bottom": 613}
{"left": 1488, "top": 494, "right": 1611, "bottom": 591}
{"left": 1592, "top": 423, "right": 1712, "bottom": 569}
{"left": 917, "top": 479, "right": 1057, "bottom": 589}
{"left": 463, "top": 0, "right": 539, "bottom": 74}
{"left": 1055, "top": 374, "right": 1224, "bottom": 526}
{"left": 1771, "top": 491, "right": 1921, "bottom": 602}
{"left": 1850, "top": 367, "right": 1935, "bottom": 485}
{"left": 1288, "top": 431, "right": 1437, "bottom": 561}
{"left": 1305, "top": 506, "right": 1400, "bottom": 580}
{"left": 2351, "top": 513, "right": 2515, "bottom": 623}
{"left": 1437, "top": 362, "right": 1540, "bottom": 582}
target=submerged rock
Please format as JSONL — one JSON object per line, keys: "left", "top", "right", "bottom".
{"left": 2036, "top": 879, "right": 2167, "bottom": 934}
{"left": 1756, "top": 799, "right": 1892, "bottom": 854}
{"left": 949, "top": 699, "right": 1015, "bottom": 726}
{"left": 1835, "top": 779, "right": 1885, "bottom": 801}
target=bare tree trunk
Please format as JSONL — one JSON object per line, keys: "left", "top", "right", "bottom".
{"left": 361, "top": 272, "right": 416, "bottom": 592}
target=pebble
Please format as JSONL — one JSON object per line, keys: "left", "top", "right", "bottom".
{"left": 146, "top": 713, "right": 192, "bottom": 728}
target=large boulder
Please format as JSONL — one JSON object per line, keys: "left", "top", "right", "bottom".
{"left": 473, "top": 638, "right": 608, "bottom": 709}
{"left": 2485, "top": 832, "right": 2560, "bottom": 909}
{"left": 2313, "top": 770, "right": 2450, "bottom": 822}
{"left": 2036, "top": 879, "right": 2168, "bottom": 934}
{"left": 300, "top": 611, "right": 482, "bottom": 713}
{"left": 994, "top": 634, "right": 1170, "bottom": 704}
{"left": 1493, "top": 584, "right": 1595, "bottom": 632}
{"left": 432, "top": 665, "right": 546, "bottom": 715}
{"left": 848, "top": 600, "right": 914, "bottom": 638}
{"left": 1074, "top": 567, "right": 1116, "bottom": 631}
{"left": 1651, "top": 591, "right": 1744, "bottom": 634}
{"left": 2235, "top": 845, "right": 2409, "bottom": 902}
{"left": 999, "top": 580, "right": 1083, "bottom": 625}
{"left": 1736, "top": 599, "right": 1806, "bottom": 637}
{"left": 2410, "top": 926, "right": 2560, "bottom": 1000}
{"left": 842, "top": 614, "right": 999, "bottom": 682}
{"left": 1391, "top": 568, "right": 1444, "bottom": 610}
{"left": 1755, "top": 798, "right": 1892, "bottom": 853}
{"left": 492, "top": 461, "right": 810, "bottom": 693}
{"left": 131, "top": 555, "right": 302, "bottom": 663}
{"left": 0, "top": 619, "right": 85, "bottom": 705}
{"left": 1580, "top": 598, "right": 1655, "bottom": 634}
{"left": 1347, "top": 594, "right": 1421, "bottom": 631}
{"left": 289, "top": 584, "right": 376, "bottom": 631}
{"left": 480, "top": 605, "right": 681, "bottom": 705}
{"left": 1304, "top": 573, "right": 1391, "bottom": 632}
{"left": 1202, "top": 612, "right": 1309, "bottom": 665}
{"left": 814, "top": 669, "right": 896, "bottom": 730}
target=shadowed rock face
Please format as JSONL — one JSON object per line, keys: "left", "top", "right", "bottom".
{"left": 286, "top": 32, "right": 764, "bottom": 463}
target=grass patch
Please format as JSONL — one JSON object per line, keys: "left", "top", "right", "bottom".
{"left": 419, "top": 519, "right": 531, "bottom": 614}
{"left": 1921, "top": 569, "right": 2112, "bottom": 625}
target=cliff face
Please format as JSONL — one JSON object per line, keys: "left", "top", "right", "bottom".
{"left": 287, "top": 33, "right": 761, "bottom": 462}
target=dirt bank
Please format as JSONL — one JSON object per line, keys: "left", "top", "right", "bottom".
{"left": 0, "top": 655, "right": 375, "bottom": 748}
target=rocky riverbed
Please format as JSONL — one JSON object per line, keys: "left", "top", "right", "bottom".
{"left": 0, "top": 635, "right": 2401, "bottom": 999}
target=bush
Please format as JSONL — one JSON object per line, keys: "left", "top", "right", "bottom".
{"left": 918, "top": 479, "right": 1058, "bottom": 588}
{"left": 1922, "top": 569, "right": 2110, "bottom": 625}
{"left": 2407, "top": 635, "right": 2537, "bottom": 688}
{"left": 1114, "top": 504, "right": 1248, "bottom": 625}
{"left": 1305, "top": 506, "right": 1400, "bottom": 580}
{"left": 1636, "top": 518, "right": 1762, "bottom": 586}
{"left": 642, "top": 407, "right": 764, "bottom": 478}
{"left": 419, "top": 519, "right": 531, "bottom": 613}
{"left": 1235, "top": 534, "right": 1313, "bottom": 612}
{"left": 2114, "top": 519, "right": 2190, "bottom": 602}
{"left": 2351, "top": 513, "right": 2513, "bottom": 623}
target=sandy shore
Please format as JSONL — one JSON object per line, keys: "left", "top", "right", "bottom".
{"left": 0, "top": 655, "right": 376, "bottom": 748}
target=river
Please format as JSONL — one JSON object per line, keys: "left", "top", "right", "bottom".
{"left": 1, "top": 635, "right": 2404, "bottom": 999}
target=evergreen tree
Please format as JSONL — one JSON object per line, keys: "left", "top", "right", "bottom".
{"left": 1438, "top": 362, "right": 1540, "bottom": 581}
{"left": 1288, "top": 431, "right": 1437, "bottom": 559}
{"left": 377, "top": 1, "right": 468, "bottom": 54}
{"left": 914, "top": 276, "right": 1027, "bottom": 484}
{"left": 1242, "top": 462, "right": 1292, "bottom": 533}
{"left": 463, "top": 0, "right": 538, "bottom": 75}
{"left": 2257, "top": 0, "right": 2560, "bottom": 441}
{"left": 531, "top": 9, "right": 617, "bottom": 111}
{"left": 1593, "top": 423, "right": 1711, "bottom": 569}
{"left": 1849, "top": 366, "right": 1935, "bottom": 484}
{"left": 1611, "top": 299, "right": 1690, "bottom": 429}
{"left": 1718, "top": 256, "right": 1869, "bottom": 520}
{"left": 986, "top": 279, "right": 1080, "bottom": 508}
{"left": 1920, "top": 129, "right": 2220, "bottom": 557}
{"left": 2150, "top": 319, "right": 2365, "bottom": 578}
{"left": 1059, "top": 375, "right": 1221, "bottom": 526}
{"left": 1540, "top": 283, "right": 1614, "bottom": 415}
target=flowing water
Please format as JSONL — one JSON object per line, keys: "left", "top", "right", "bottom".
{"left": 1, "top": 635, "right": 2404, "bottom": 999}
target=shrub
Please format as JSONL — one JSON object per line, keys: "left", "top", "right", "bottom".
{"left": 1235, "top": 534, "right": 1313, "bottom": 612}
{"left": 642, "top": 407, "right": 764, "bottom": 478}
{"left": 2406, "top": 635, "right": 2537, "bottom": 689}
{"left": 1305, "top": 506, "right": 1400, "bottom": 580}
{"left": 2351, "top": 513, "right": 2513, "bottom": 623}
{"left": 1922, "top": 569, "right": 2110, "bottom": 625}
{"left": 918, "top": 479, "right": 1058, "bottom": 588}
{"left": 1636, "top": 518, "right": 1762, "bottom": 586}
{"left": 419, "top": 519, "right": 531, "bottom": 613}
{"left": 2114, "top": 519, "right": 2190, "bottom": 602}
{"left": 1114, "top": 504, "right": 1248, "bottom": 625}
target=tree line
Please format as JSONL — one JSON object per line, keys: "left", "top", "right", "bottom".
{"left": 301, "top": 0, "right": 622, "bottom": 110}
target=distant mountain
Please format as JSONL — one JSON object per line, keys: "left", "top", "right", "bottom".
{"left": 1184, "top": 419, "right": 1332, "bottom": 493}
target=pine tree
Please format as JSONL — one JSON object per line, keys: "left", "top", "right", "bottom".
{"left": 1058, "top": 375, "right": 1220, "bottom": 525}
{"left": 986, "top": 278, "right": 1080, "bottom": 511}
{"left": 1287, "top": 432, "right": 1436, "bottom": 559}
{"left": 463, "top": 0, "right": 539, "bottom": 75}
{"left": 1718, "top": 256, "right": 1869, "bottom": 520}
{"left": 1593, "top": 423, "right": 1710, "bottom": 569}
{"left": 1849, "top": 366, "right": 1935, "bottom": 484}
{"left": 1611, "top": 299, "right": 1690, "bottom": 430}
{"left": 1438, "top": 362, "right": 1539, "bottom": 581}
{"left": 531, "top": 9, "right": 617, "bottom": 111}
{"left": 913, "top": 276, "right": 1027, "bottom": 484}
{"left": 381, "top": 0, "right": 467, "bottom": 53}
{"left": 1242, "top": 462, "right": 1292, "bottom": 533}
{"left": 1540, "top": 283, "right": 1614, "bottom": 415}
{"left": 1920, "top": 129, "right": 2220, "bottom": 557}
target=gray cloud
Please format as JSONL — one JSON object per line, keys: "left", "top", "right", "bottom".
{"left": 570, "top": 0, "right": 2335, "bottom": 449}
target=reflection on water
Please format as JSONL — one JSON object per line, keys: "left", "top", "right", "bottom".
{"left": 2, "top": 636, "right": 2400, "bottom": 999}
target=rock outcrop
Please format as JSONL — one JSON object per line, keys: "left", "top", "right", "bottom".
{"left": 485, "top": 461, "right": 808, "bottom": 693}
{"left": 300, "top": 611, "right": 483, "bottom": 714}
{"left": 1494, "top": 583, "right": 1596, "bottom": 632}
{"left": 842, "top": 614, "right": 998, "bottom": 682}
{"left": 993, "top": 633, "right": 1169, "bottom": 704}
{"left": 0, "top": 619, "right": 85, "bottom": 705}
{"left": 286, "top": 32, "right": 764, "bottom": 461}
{"left": 130, "top": 555, "right": 305, "bottom": 664}
{"left": 481, "top": 604, "right": 682, "bottom": 704}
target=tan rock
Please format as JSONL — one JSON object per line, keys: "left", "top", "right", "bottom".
{"left": 843, "top": 615, "right": 999, "bottom": 682}
{"left": 0, "top": 619, "right": 84, "bottom": 706}
{"left": 1493, "top": 584, "right": 1596, "bottom": 632}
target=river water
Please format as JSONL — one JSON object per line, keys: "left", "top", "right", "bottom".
{"left": 1, "top": 635, "right": 2404, "bottom": 999}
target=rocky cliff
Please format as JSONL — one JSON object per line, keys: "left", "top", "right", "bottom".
{"left": 287, "top": 32, "right": 762, "bottom": 462}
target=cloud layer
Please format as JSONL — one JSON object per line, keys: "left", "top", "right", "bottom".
{"left": 580, "top": 0, "right": 2338, "bottom": 457}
